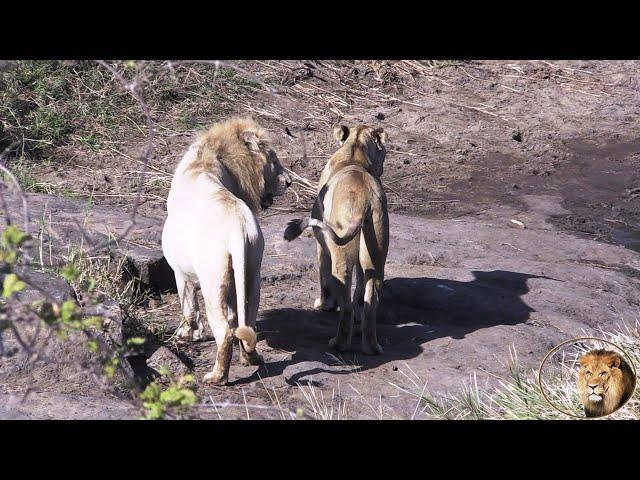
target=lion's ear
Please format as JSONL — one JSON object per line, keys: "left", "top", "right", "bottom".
{"left": 608, "top": 354, "right": 622, "bottom": 369}
{"left": 241, "top": 130, "right": 262, "bottom": 153}
{"left": 333, "top": 125, "right": 349, "bottom": 144}
{"left": 579, "top": 355, "right": 590, "bottom": 367}
{"left": 373, "top": 128, "right": 388, "bottom": 150}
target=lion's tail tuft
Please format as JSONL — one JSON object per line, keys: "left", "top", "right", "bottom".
{"left": 233, "top": 326, "right": 257, "bottom": 353}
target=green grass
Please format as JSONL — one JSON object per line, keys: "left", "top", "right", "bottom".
{"left": 0, "top": 60, "right": 256, "bottom": 163}
{"left": 1, "top": 161, "right": 75, "bottom": 197}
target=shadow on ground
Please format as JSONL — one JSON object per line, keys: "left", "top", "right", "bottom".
{"left": 231, "top": 270, "right": 549, "bottom": 386}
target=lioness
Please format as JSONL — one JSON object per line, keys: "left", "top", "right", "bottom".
{"left": 577, "top": 349, "right": 635, "bottom": 417}
{"left": 284, "top": 125, "right": 389, "bottom": 354}
{"left": 162, "top": 117, "right": 291, "bottom": 385}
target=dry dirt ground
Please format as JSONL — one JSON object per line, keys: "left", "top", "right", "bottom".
{"left": 2, "top": 60, "right": 640, "bottom": 419}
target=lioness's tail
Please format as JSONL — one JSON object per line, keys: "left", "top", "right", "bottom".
{"left": 284, "top": 204, "right": 371, "bottom": 246}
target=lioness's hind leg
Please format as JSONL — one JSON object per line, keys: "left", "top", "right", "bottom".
{"left": 314, "top": 239, "right": 338, "bottom": 312}
{"left": 328, "top": 274, "right": 353, "bottom": 352}
{"left": 175, "top": 273, "right": 204, "bottom": 341}
{"left": 361, "top": 275, "right": 383, "bottom": 355}
{"left": 353, "top": 264, "right": 365, "bottom": 326}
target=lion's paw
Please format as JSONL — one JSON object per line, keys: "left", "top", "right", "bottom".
{"left": 361, "top": 341, "right": 383, "bottom": 355}
{"left": 240, "top": 351, "right": 264, "bottom": 366}
{"left": 203, "top": 370, "right": 228, "bottom": 385}
{"left": 314, "top": 298, "right": 338, "bottom": 312}
{"left": 328, "top": 336, "right": 349, "bottom": 352}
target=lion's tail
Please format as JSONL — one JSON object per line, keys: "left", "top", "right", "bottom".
{"left": 284, "top": 204, "right": 371, "bottom": 247}
{"left": 229, "top": 235, "right": 257, "bottom": 354}
{"left": 232, "top": 326, "right": 257, "bottom": 353}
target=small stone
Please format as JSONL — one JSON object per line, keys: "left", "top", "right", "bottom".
{"left": 403, "top": 159, "right": 411, "bottom": 165}
{"left": 147, "top": 347, "right": 191, "bottom": 377}
{"left": 375, "top": 112, "right": 386, "bottom": 120}
{"left": 512, "top": 130, "right": 523, "bottom": 142}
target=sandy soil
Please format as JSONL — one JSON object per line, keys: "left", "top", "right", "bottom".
{"left": 2, "top": 60, "right": 640, "bottom": 419}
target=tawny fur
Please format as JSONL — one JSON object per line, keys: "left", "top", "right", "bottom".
{"left": 162, "top": 117, "right": 290, "bottom": 385}
{"left": 184, "top": 117, "right": 273, "bottom": 213}
{"left": 577, "top": 349, "right": 636, "bottom": 417}
{"left": 284, "top": 124, "right": 390, "bottom": 355}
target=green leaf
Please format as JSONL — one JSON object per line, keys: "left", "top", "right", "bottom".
{"left": 60, "top": 300, "right": 79, "bottom": 322}
{"left": 87, "top": 339, "right": 98, "bottom": 352}
{"left": 160, "top": 387, "right": 197, "bottom": 408}
{"left": 127, "top": 337, "right": 146, "bottom": 346}
{"left": 104, "top": 364, "right": 116, "bottom": 378}
{"left": 177, "top": 389, "right": 197, "bottom": 407}
{"left": 144, "top": 403, "right": 165, "bottom": 420}
{"left": 140, "top": 382, "right": 162, "bottom": 402}
{"left": 2, "top": 273, "right": 25, "bottom": 298}
{"left": 84, "top": 277, "right": 96, "bottom": 292}
{"left": 1, "top": 225, "right": 29, "bottom": 248}
{"left": 0, "top": 249, "right": 17, "bottom": 264}
{"left": 81, "top": 316, "right": 104, "bottom": 330}
{"left": 59, "top": 263, "right": 80, "bottom": 283}
{"left": 159, "top": 387, "right": 184, "bottom": 405}
{"left": 179, "top": 374, "right": 195, "bottom": 386}
{"left": 103, "top": 355, "right": 120, "bottom": 378}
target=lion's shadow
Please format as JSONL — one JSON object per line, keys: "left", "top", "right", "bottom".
{"left": 229, "top": 270, "right": 551, "bottom": 387}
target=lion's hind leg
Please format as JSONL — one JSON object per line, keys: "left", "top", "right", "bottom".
{"left": 198, "top": 258, "right": 236, "bottom": 385}
{"left": 202, "top": 292, "right": 234, "bottom": 386}
{"left": 238, "top": 259, "right": 264, "bottom": 367}
{"left": 175, "top": 271, "right": 204, "bottom": 341}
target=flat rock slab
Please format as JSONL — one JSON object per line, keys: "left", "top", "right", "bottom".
{"left": 2, "top": 192, "right": 640, "bottom": 418}
{"left": 0, "top": 392, "right": 139, "bottom": 420}
{"left": 0, "top": 193, "right": 174, "bottom": 294}
{"left": 157, "top": 195, "right": 640, "bottom": 418}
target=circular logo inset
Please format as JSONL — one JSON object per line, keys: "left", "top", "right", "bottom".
{"left": 538, "top": 337, "right": 637, "bottom": 419}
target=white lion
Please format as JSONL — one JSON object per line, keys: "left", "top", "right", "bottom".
{"left": 162, "top": 117, "right": 290, "bottom": 385}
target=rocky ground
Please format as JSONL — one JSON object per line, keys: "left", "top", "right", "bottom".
{"left": 1, "top": 60, "right": 639, "bottom": 419}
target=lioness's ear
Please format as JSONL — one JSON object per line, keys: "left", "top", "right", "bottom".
{"left": 241, "top": 130, "right": 261, "bottom": 152}
{"left": 333, "top": 125, "right": 349, "bottom": 144}
{"left": 373, "top": 128, "right": 388, "bottom": 150}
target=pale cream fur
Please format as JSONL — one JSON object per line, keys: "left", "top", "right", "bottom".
{"left": 162, "top": 117, "right": 290, "bottom": 385}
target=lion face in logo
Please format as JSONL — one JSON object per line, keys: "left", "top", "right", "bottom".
{"left": 577, "top": 349, "right": 635, "bottom": 417}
